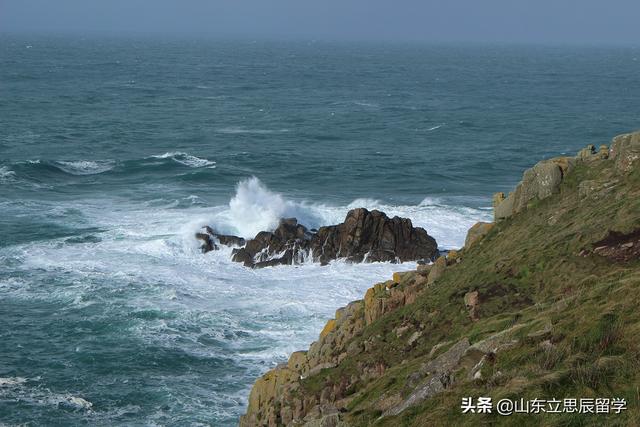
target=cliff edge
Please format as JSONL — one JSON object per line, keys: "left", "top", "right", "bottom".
{"left": 240, "top": 131, "right": 640, "bottom": 426}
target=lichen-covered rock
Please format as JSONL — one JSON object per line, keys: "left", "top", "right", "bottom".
{"left": 511, "top": 159, "right": 563, "bottom": 213}
{"left": 464, "top": 290, "right": 480, "bottom": 321}
{"left": 577, "top": 144, "right": 598, "bottom": 162}
{"left": 494, "top": 191, "right": 515, "bottom": 220}
{"left": 464, "top": 222, "right": 494, "bottom": 249}
{"left": 427, "top": 256, "right": 447, "bottom": 285}
{"left": 494, "top": 155, "right": 572, "bottom": 220}
{"left": 610, "top": 131, "right": 640, "bottom": 173}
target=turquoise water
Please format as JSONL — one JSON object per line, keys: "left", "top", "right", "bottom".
{"left": 1, "top": 35, "right": 639, "bottom": 426}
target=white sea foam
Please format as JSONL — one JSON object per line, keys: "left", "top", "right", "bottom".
{"left": 0, "top": 166, "right": 16, "bottom": 182}
{"left": 151, "top": 152, "right": 216, "bottom": 168}
{"left": 202, "top": 177, "right": 490, "bottom": 249}
{"left": 216, "top": 127, "right": 290, "bottom": 135}
{"left": 427, "top": 124, "right": 445, "bottom": 131}
{"left": 352, "top": 101, "right": 379, "bottom": 108}
{"left": 3, "top": 177, "right": 490, "bottom": 423}
{"left": 0, "top": 376, "right": 93, "bottom": 411}
{"left": 55, "top": 160, "right": 115, "bottom": 175}
{"left": 0, "top": 377, "right": 27, "bottom": 387}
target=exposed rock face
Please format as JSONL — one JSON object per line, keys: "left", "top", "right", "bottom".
{"left": 240, "top": 130, "right": 640, "bottom": 427}
{"left": 610, "top": 131, "right": 640, "bottom": 173}
{"left": 239, "top": 271, "right": 429, "bottom": 427}
{"left": 312, "top": 208, "right": 438, "bottom": 265}
{"left": 464, "top": 221, "right": 494, "bottom": 249}
{"left": 493, "top": 144, "right": 608, "bottom": 221}
{"left": 204, "top": 209, "right": 439, "bottom": 268}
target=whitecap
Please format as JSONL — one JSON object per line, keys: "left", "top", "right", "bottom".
{"left": 0, "top": 376, "right": 27, "bottom": 387}
{"left": 151, "top": 152, "right": 216, "bottom": 168}
{"left": 216, "top": 127, "right": 290, "bottom": 135}
{"left": 0, "top": 166, "right": 16, "bottom": 182}
{"left": 55, "top": 160, "right": 115, "bottom": 175}
{"left": 427, "top": 124, "right": 445, "bottom": 131}
{"left": 352, "top": 101, "right": 379, "bottom": 108}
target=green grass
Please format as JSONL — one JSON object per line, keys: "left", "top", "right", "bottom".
{"left": 289, "top": 160, "right": 640, "bottom": 426}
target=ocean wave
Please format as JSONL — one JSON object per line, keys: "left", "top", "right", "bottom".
{"left": 151, "top": 152, "right": 216, "bottom": 168}
{"left": 0, "top": 376, "right": 93, "bottom": 411}
{"left": 427, "top": 124, "right": 445, "bottom": 131}
{"left": 0, "top": 166, "right": 16, "bottom": 182}
{"left": 54, "top": 160, "right": 116, "bottom": 175}
{"left": 216, "top": 127, "right": 290, "bottom": 135}
{"left": 202, "top": 177, "right": 491, "bottom": 249}
{"left": 352, "top": 101, "right": 380, "bottom": 108}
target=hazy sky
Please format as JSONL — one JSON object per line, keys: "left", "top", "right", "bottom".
{"left": 2, "top": 0, "right": 639, "bottom": 44}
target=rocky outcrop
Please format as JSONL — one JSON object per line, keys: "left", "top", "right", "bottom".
{"left": 196, "top": 226, "right": 245, "bottom": 253}
{"left": 494, "top": 131, "right": 639, "bottom": 221}
{"left": 240, "top": 130, "right": 640, "bottom": 427}
{"left": 203, "top": 209, "right": 439, "bottom": 268}
{"left": 239, "top": 270, "right": 429, "bottom": 427}
{"left": 464, "top": 222, "right": 494, "bottom": 249}
{"left": 610, "top": 131, "right": 640, "bottom": 173}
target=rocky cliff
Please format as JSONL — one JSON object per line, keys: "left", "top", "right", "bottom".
{"left": 240, "top": 131, "right": 640, "bottom": 426}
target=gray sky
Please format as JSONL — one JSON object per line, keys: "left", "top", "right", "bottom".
{"left": 2, "top": 0, "right": 639, "bottom": 44}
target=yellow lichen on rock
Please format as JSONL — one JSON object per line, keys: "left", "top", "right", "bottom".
{"left": 427, "top": 256, "right": 447, "bottom": 285}
{"left": 464, "top": 222, "right": 495, "bottom": 249}
{"left": 320, "top": 319, "right": 337, "bottom": 339}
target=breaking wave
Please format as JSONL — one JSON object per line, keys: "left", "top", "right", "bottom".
{"left": 151, "top": 152, "right": 216, "bottom": 168}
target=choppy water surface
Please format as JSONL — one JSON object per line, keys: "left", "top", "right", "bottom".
{"left": 1, "top": 35, "right": 639, "bottom": 425}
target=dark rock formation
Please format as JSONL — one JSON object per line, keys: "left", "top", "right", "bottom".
{"left": 312, "top": 208, "right": 438, "bottom": 265}
{"left": 201, "top": 209, "right": 439, "bottom": 268}
{"left": 196, "top": 226, "right": 245, "bottom": 253}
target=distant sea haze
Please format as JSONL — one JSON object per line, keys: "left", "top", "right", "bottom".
{"left": 0, "top": 35, "right": 639, "bottom": 425}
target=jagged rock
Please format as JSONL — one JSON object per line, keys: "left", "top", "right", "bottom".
{"left": 195, "top": 232, "right": 216, "bottom": 253}
{"left": 195, "top": 226, "right": 245, "bottom": 253}
{"left": 464, "top": 222, "right": 494, "bottom": 249}
{"left": 610, "top": 131, "right": 640, "bottom": 173}
{"left": 312, "top": 208, "right": 438, "bottom": 265}
{"left": 217, "top": 209, "right": 439, "bottom": 268}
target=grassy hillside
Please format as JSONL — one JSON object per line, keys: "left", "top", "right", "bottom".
{"left": 240, "top": 132, "right": 640, "bottom": 427}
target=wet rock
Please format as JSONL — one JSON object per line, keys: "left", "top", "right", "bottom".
{"left": 312, "top": 208, "right": 438, "bottom": 265}
{"left": 213, "top": 209, "right": 439, "bottom": 268}
{"left": 195, "top": 226, "right": 245, "bottom": 253}
{"left": 195, "top": 232, "right": 217, "bottom": 253}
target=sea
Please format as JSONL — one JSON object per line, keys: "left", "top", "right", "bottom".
{"left": 1, "top": 35, "right": 639, "bottom": 426}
